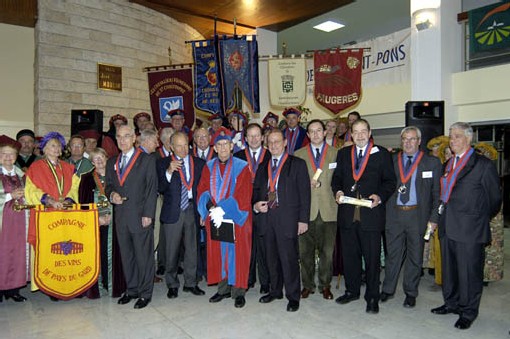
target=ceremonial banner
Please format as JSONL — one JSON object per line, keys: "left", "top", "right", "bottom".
{"left": 193, "top": 40, "right": 222, "bottom": 115}
{"left": 306, "top": 29, "right": 410, "bottom": 91}
{"left": 218, "top": 37, "right": 260, "bottom": 113}
{"left": 469, "top": 2, "right": 510, "bottom": 55}
{"left": 147, "top": 67, "right": 195, "bottom": 130}
{"left": 314, "top": 49, "right": 363, "bottom": 115}
{"left": 34, "top": 206, "right": 99, "bottom": 300}
{"left": 268, "top": 57, "right": 306, "bottom": 107}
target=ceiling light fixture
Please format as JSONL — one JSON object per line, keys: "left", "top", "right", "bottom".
{"left": 313, "top": 20, "right": 345, "bottom": 33}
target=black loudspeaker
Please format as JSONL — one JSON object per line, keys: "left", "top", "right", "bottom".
{"left": 71, "top": 109, "right": 103, "bottom": 136}
{"left": 405, "top": 101, "right": 444, "bottom": 151}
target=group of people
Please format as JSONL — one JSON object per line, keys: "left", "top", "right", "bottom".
{"left": 0, "top": 107, "right": 502, "bottom": 331}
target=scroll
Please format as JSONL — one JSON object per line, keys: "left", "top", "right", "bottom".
{"left": 338, "top": 195, "right": 373, "bottom": 208}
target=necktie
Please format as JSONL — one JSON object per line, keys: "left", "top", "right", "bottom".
{"left": 272, "top": 158, "right": 278, "bottom": 173}
{"left": 315, "top": 148, "right": 321, "bottom": 164}
{"left": 180, "top": 159, "right": 189, "bottom": 210}
{"left": 252, "top": 151, "right": 257, "bottom": 164}
{"left": 200, "top": 150, "right": 205, "bottom": 160}
{"left": 454, "top": 156, "right": 460, "bottom": 168}
{"left": 400, "top": 155, "right": 413, "bottom": 204}
{"left": 120, "top": 155, "right": 127, "bottom": 174}
{"left": 356, "top": 149, "right": 363, "bottom": 170}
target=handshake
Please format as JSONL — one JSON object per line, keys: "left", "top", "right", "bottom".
{"left": 209, "top": 206, "right": 226, "bottom": 228}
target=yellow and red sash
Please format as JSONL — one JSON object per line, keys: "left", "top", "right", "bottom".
{"left": 34, "top": 205, "right": 99, "bottom": 300}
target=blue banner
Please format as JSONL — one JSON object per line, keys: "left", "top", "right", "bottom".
{"left": 218, "top": 37, "right": 260, "bottom": 113}
{"left": 193, "top": 40, "right": 222, "bottom": 115}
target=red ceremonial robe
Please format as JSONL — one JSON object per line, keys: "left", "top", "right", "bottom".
{"left": 197, "top": 157, "right": 252, "bottom": 289}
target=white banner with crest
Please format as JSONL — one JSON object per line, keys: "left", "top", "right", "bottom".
{"left": 268, "top": 57, "right": 306, "bottom": 107}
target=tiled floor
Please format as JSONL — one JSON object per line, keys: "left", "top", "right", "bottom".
{"left": 2, "top": 231, "right": 509, "bottom": 339}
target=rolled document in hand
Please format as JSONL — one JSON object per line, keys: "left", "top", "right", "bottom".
{"left": 338, "top": 195, "right": 373, "bottom": 208}
{"left": 312, "top": 168, "right": 323, "bottom": 181}
{"left": 423, "top": 222, "right": 434, "bottom": 241}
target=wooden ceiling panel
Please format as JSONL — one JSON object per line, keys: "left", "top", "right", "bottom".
{"left": 131, "top": 0, "right": 352, "bottom": 38}
{"left": 0, "top": 0, "right": 37, "bottom": 27}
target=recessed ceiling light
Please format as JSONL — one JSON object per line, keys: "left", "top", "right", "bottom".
{"left": 313, "top": 20, "right": 345, "bottom": 32}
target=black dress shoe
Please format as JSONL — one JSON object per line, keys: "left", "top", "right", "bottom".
{"left": 6, "top": 294, "right": 27, "bottom": 302}
{"left": 234, "top": 296, "right": 246, "bottom": 308}
{"left": 133, "top": 297, "right": 151, "bottom": 309}
{"left": 403, "top": 295, "right": 416, "bottom": 308}
{"left": 335, "top": 292, "right": 360, "bottom": 304}
{"left": 117, "top": 293, "right": 137, "bottom": 305}
{"left": 260, "top": 285, "right": 269, "bottom": 294}
{"left": 209, "top": 292, "right": 231, "bottom": 303}
{"left": 183, "top": 286, "right": 205, "bottom": 296}
{"left": 167, "top": 288, "right": 178, "bottom": 299}
{"left": 259, "top": 294, "right": 283, "bottom": 304}
{"left": 380, "top": 292, "right": 394, "bottom": 302}
{"left": 454, "top": 317, "right": 472, "bottom": 330}
{"left": 287, "top": 300, "right": 299, "bottom": 312}
{"left": 366, "top": 299, "right": 379, "bottom": 314}
{"left": 156, "top": 266, "right": 165, "bottom": 275}
{"left": 431, "top": 304, "right": 459, "bottom": 315}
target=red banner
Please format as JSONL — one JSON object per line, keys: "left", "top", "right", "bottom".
{"left": 147, "top": 67, "right": 195, "bottom": 130}
{"left": 314, "top": 49, "right": 363, "bottom": 115}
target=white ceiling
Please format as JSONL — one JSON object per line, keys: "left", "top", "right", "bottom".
{"left": 277, "top": 0, "right": 500, "bottom": 55}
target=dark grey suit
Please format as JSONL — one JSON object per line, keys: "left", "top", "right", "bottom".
{"left": 105, "top": 149, "right": 158, "bottom": 299}
{"left": 383, "top": 152, "right": 441, "bottom": 297}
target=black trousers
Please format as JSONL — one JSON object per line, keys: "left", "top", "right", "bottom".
{"left": 340, "top": 223, "right": 381, "bottom": 302}
{"left": 248, "top": 218, "right": 270, "bottom": 287}
{"left": 440, "top": 236, "right": 485, "bottom": 321}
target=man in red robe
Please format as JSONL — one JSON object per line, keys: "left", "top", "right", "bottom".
{"left": 197, "top": 131, "right": 252, "bottom": 308}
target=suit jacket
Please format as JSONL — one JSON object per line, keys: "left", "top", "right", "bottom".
{"left": 283, "top": 126, "right": 309, "bottom": 155}
{"left": 253, "top": 155, "right": 311, "bottom": 238}
{"left": 439, "top": 152, "right": 501, "bottom": 244}
{"left": 156, "top": 155, "right": 205, "bottom": 224}
{"left": 234, "top": 147, "right": 271, "bottom": 182}
{"left": 105, "top": 150, "right": 158, "bottom": 233}
{"left": 386, "top": 152, "right": 441, "bottom": 231}
{"left": 331, "top": 144, "right": 396, "bottom": 231}
{"left": 294, "top": 144, "right": 338, "bottom": 222}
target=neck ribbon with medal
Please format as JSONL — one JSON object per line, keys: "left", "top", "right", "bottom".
{"left": 115, "top": 149, "right": 141, "bottom": 186}
{"left": 173, "top": 155, "right": 194, "bottom": 194}
{"left": 45, "top": 159, "right": 65, "bottom": 201}
{"left": 267, "top": 153, "right": 288, "bottom": 208}
{"left": 397, "top": 151, "right": 424, "bottom": 195}
{"left": 306, "top": 143, "right": 328, "bottom": 186}
{"left": 245, "top": 148, "right": 266, "bottom": 182}
{"left": 210, "top": 157, "right": 233, "bottom": 204}
{"left": 438, "top": 147, "right": 474, "bottom": 215}
{"left": 350, "top": 142, "right": 373, "bottom": 194}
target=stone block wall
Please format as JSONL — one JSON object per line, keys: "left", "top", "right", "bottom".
{"left": 36, "top": 0, "right": 203, "bottom": 138}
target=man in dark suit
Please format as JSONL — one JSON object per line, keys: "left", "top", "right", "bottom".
{"left": 431, "top": 122, "right": 501, "bottom": 330}
{"left": 157, "top": 132, "right": 206, "bottom": 299}
{"left": 253, "top": 129, "right": 311, "bottom": 312}
{"left": 281, "top": 107, "right": 309, "bottom": 155}
{"left": 331, "top": 118, "right": 396, "bottom": 314}
{"left": 105, "top": 125, "right": 158, "bottom": 309}
{"left": 381, "top": 126, "right": 441, "bottom": 308}
{"left": 234, "top": 123, "right": 271, "bottom": 294}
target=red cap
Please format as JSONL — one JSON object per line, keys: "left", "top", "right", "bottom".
{"left": 262, "top": 112, "right": 279, "bottom": 124}
{"left": 282, "top": 107, "right": 301, "bottom": 117}
{"left": 0, "top": 135, "right": 21, "bottom": 151}
{"left": 79, "top": 129, "right": 101, "bottom": 140}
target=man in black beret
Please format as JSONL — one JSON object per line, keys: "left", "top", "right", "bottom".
{"left": 15, "top": 129, "right": 38, "bottom": 172}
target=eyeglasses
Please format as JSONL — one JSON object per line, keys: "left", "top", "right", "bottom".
{"left": 401, "top": 137, "right": 419, "bottom": 142}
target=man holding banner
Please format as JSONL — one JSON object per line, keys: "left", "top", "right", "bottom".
{"left": 106, "top": 125, "right": 158, "bottom": 309}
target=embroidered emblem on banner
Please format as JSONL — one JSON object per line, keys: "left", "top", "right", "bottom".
{"left": 34, "top": 206, "right": 99, "bottom": 300}
{"left": 160, "top": 97, "right": 183, "bottom": 122}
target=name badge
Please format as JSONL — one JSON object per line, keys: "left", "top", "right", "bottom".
{"left": 422, "top": 171, "right": 433, "bottom": 178}
{"left": 370, "top": 146, "right": 380, "bottom": 154}
{"left": 329, "top": 162, "right": 337, "bottom": 169}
